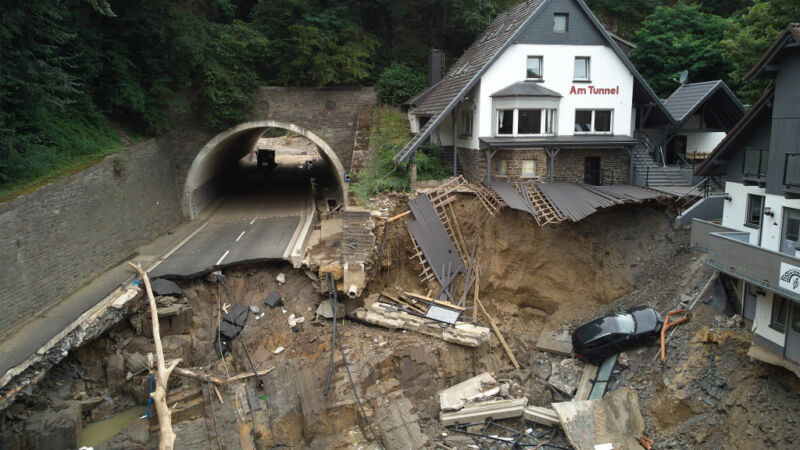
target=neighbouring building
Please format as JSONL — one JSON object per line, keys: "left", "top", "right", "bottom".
{"left": 692, "top": 24, "right": 800, "bottom": 377}
{"left": 398, "top": 0, "right": 675, "bottom": 187}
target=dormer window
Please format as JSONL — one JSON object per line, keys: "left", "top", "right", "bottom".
{"left": 526, "top": 56, "right": 543, "bottom": 80}
{"left": 553, "top": 13, "right": 568, "bottom": 33}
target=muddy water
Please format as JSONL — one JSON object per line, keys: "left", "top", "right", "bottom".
{"left": 78, "top": 405, "right": 147, "bottom": 448}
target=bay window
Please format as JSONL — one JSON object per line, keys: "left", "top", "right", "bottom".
{"left": 495, "top": 108, "right": 557, "bottom": 136}
{"left": 574, "top": 109, "right": 612, "bottom": 133}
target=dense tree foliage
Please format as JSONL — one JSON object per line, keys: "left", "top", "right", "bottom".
{"left": 722, "top": 0, "right": 800, "bottom": 103}
{"left": 629, "top": 2, "right": 731, "bottom": 97}
{"left": 0, "top": 0, "right": 796, "bottom": 190}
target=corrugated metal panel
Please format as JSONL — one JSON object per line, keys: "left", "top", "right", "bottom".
{"left": 489, "top": 181, "right": 538, "bottom": 216}
{"left": 407, "top": 195, "right": 467, "bottom": 288}
{"left": 536, "top": 182, "right": 667, "bottom": 222}
{"left": 514, "top": 0, "right": 605, "bottom": 46}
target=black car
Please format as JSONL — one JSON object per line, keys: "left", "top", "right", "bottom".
{"left": 571, "top": 306, "right": 664, "bottom": 365}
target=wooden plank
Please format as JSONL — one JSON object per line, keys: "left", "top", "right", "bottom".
{"left": 573, "top": 363, "right": 599, "bottom": 401}
{"left": 404, "top": 292, "right": 466, "bottom": 311}
{"left": 475, "top": 296, "right": 520, "bottom": 369}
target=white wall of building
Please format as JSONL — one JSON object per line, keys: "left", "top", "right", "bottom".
{"left": 723, "top": 181, "right": 800, "bottom": 254}
{"left": 477, "top": 44, "right": 635, "bottom": 139}
{"left": 753, "top": 291, "right": 786, "bottom": 348}
{"left": 684, "top": 131, "right": 726, "bottom": 155}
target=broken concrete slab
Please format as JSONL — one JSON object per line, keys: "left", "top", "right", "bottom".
{"left": 149, "top": 278, "right": 182, "bottom": 297}
{"left": 354, "top": 302, "right": 490, "bottom": 348}
{"left": 551, "top": 387, "right": 645, "bottom": 450}
{"left": 439, "top": 372, "right": 499, "bottom": 411}
{"left": 440, "top": 398, "right": 528, "bottom": 426}
{"left": 548, "top": 358, "right": 583, "bottom": 397}
{"left": 375, "top": 392, "right": 429, "bottom": 449}
{"left": 522, "top": 405, "right": 560, "bottom": 428}
{"left": 315, "top": 299, "right": 345, "bottom": 320}
{"left": 536, "top": 328, "right": 573, "bottom": 356}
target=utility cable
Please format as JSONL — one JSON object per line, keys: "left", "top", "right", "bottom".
{"left": 323, "top": 272, "right": 337, "bottom": 395}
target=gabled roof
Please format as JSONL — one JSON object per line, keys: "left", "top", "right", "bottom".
{"left": 745, "top": 23, "right": 800, "bottom": 80}
{"left": 694, "top": 83, "right": 774, "bottom": 177}
{"left": 394, "top": 0, "right": 673, "bottom": 164}
{"left": 491, "top": 81, "right": 562, "bottom": 98}
{"left": 609, "top": 32, "right": 636, "bottom": 56}
{"left": 664, "top": 80, "right": 745, "bottom": 127}
{"left": 402, "top": 82, "right": 439, "bottom": 108}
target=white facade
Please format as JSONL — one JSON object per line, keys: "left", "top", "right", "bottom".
{"left": 478, "top": 44, "right": 635, "bottom": 139}
{"left": 721, "top": 181, "right": 800, "bottom": 254}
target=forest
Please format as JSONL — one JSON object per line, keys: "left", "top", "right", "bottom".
{"left": 1, "top": 0, "right": 798, "bottom": 192}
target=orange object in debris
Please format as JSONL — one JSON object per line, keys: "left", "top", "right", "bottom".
{"left": 638, "top": 435, "right": 653, "bottom": 449}
{"left": 660, "top": 309, "right": 691, "bottom": 361}
{"left": 384, "top": 210, "right": 411, "bottom": 222}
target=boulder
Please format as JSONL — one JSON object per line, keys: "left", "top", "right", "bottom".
{"left": 106, "top": 354, "right": 125, "bottom": 382}
{"left": 26, "top": 401, "right": 81, "bottom": 450}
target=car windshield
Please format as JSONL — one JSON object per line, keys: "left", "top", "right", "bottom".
{"left": 598, "top": 313, "right": 635, "bottom": 334}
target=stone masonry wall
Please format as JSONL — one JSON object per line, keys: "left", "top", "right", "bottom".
{"left": 552, "top": 148, "right": 629, "bottom": 184}
{"left": 0, "top": 140, "right": 181, "bottom": 339}
{"left": 340, "top": 209, "right": 374, "bottom": 263}
{"left": 459, "top": 147, "right": 629, "bottom": 185}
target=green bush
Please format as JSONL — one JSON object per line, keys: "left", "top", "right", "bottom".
{"left": 375, "top": 62, "right": 427, "bottom": 106}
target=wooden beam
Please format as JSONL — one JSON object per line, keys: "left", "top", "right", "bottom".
{"left": 475, "top": 296, "right": 520, "bottom": 369}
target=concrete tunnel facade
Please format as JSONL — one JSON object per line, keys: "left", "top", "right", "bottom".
{"left": 183, "top": 120, "right": 348, "bottom": 219}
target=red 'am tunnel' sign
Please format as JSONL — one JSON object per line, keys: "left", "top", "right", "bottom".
{"left": 569, "top": 85, "right": 619, "bottom": 95}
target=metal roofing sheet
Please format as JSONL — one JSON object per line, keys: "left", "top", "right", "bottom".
{"left": 536, "top": 182, "right": 668, "bottom": 222}
{"left": 489, "top": 180, "right": 537, "bottom": 216}
{"left": 407, "top": 195, "right": 466, "bottom": 288}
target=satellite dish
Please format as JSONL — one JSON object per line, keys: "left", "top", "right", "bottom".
{"left": 679, "top": 70, "right": 689, "bottom": 84}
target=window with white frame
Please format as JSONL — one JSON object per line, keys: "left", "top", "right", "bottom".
{"left": 526, "top": 56, "right": 543, "bottom": 79}
{"left": 521, "top": 160, "right": 537, "bottom": 177}
{"left": 461, "top": 110, "right": 473, "bottom": 137}
{"left": 497, "top": 109, "right": 513, "bottom": 135}
{"left": 574, "top": 109, "right": 612, "bottom": 133}
{"left": 574, "top": 57, "right": 590, "bottom": 81}
{"left": 496, "top": 109, "right": 556, "bottom": 136}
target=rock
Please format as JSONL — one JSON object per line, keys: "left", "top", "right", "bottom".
{"left": 162, "top": 335, "right": 192, "bottom": 360}
{"left": 149, "top": 278, "right": 182, "bottom": 297}
{"left": 26, "top": 401, "right": 81, "bottom": 450}
{"left": 374, "top": 393, "right": 428, "bottom": 449}
{"left": 276, "top": 273, "right": 286, "bottom": 284}
{"left": 274, "top": 346, "right": 285, "bottom": 354}
{"left": 106, "top": 354, "right": 125, "bottom": 382}
{"left": 315, "top": 299, "right": 345, "bottom": 320}
{"left": 250, "top": 305, "right": 261, "bottom": 315}
{"left": 264, "top": 291, "right": 283, "bottom": 308}
{"left": 618, "top": 352, "right": 629, "bottom": 367}
{"left": 439, "top": 372, "right": 500, "bottom": 412}
{"left": 548, "top": 358, "right": 582, "bottom": 396}
{"left": 125, "top": 352, "right": 148, "bottom": 374}
{"left": 95, "top": 416, "right": 150, "bottom": 450}
{"left": 287, "top": 313, "right": 304, "bottom": 328}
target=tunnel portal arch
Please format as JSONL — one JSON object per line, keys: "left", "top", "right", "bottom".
{"left": 183, "top": 120, "right": 347, "bottom": 219}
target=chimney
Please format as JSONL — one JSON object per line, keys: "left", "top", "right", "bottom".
{"left": 428, "top": 49, "right": 444, "bottom": 87}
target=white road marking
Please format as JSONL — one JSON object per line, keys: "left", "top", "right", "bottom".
{"left": 236, "top": 231, "right": 246, "bottom": 242}
{"left": 249, "top": 218, "right": 256, "bottom": 225}
{"left": 216, "top": 250, "right": 230, "bottom": 266}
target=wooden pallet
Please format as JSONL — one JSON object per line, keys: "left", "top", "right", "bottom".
{"left": 523, "top": 181, "right": 565, "bottom": 225}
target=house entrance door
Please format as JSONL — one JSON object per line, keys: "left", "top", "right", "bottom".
{"left": 786, "top": 301, "right": 800, "bottom": 365}
{"left": 584, "top": 157, "right": 601, "bottom": 185}
{"left": 780, "top": 208, "right": 800, "bottom": 255}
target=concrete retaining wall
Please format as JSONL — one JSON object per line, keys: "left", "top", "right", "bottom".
{"left": 0, "top": 139, "right": 181, "bottom": 338}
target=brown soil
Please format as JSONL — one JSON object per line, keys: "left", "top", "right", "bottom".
{"left": 5, "top": 193, "right": 800, "bottom": 449}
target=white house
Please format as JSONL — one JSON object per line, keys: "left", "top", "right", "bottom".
{"left": 398, "top": 0, "right": 674, "bottom": 186}
{"left": 692, "top": 24, "right": 800, "bottom": 377}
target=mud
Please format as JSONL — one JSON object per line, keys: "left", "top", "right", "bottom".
{"left": 3, "top": 192, "right": 800, "bottom": 449}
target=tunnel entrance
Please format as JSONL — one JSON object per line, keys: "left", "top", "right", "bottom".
{"left": 183, "top": 121, "right": 347, "bottom": 220}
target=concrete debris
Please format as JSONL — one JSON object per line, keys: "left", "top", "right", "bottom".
{"left": 25, "top": 401, "right": 81, "bottom": 450}
{"left": 276, "top": 273, "right": 286, "bottom": 285}
{"left": 548, "top": 358, "right": 583, "bottom": 396}
{"left": 111, "top": 287, "right": 140, "bottom": 309}
{"left": 250, "top": 305, "right": 261, "bottom": 315}
{"left": 439, "top": 372, "right": 499, "bottom": 411}
{"left": 354, "top": 302, "right": 490, "bottom": 347}
{"left": 273, "top": 346, "right": 285, "bottom": 354}
{"left": 375, "top": 392, "right": 429, "bottom": 449}
{"left": 522, "top": 405, "right": 560, "bottom": 427}
{"left": 440, "top": 398, "right": 528, "bottom": 426}
{"left": 551, "top": 387, "right": 645, "bottom": 450}
{"left": 288, "top": 313, "right": 304, "bottom": 328}
{"left": 536, "top": 328, "right": 573, "bottom": 356}
{"left": 264, "top": 291, "right": 283, "bottom": 308}
{"left": 149, "top": 278, "right": 182, "bottom": 297}
{"left": 343, "top": 262, "right": 366, "bottom": 298}
{"left": 315, "top": 299, "right": 345, "bottom": 320}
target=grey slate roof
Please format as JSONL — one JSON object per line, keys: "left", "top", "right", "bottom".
{"left": 394, "top": 0, "right": 674, "bottom": 164}
{"left": 663, "top": 80, "right": 745, "bottom": 125}
{"left": 491, "top": 81, "right": 562, "bottom": 98}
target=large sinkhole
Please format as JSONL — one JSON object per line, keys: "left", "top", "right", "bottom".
{"left": 183, "top": 121, "right": 347, "bottom": 220}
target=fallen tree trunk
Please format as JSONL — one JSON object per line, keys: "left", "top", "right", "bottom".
{"left": 129, "top": 262, "right": 180, "bottom": 450}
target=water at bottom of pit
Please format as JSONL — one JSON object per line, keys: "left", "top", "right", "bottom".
{"left": 78, "top": 405, "right": 147, "bottom": 448}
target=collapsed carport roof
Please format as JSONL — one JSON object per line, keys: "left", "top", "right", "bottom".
{"left": 393, "top": 0, "right": 674, "bottom": 164}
